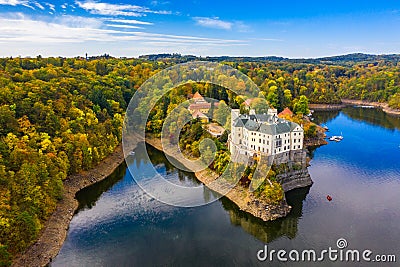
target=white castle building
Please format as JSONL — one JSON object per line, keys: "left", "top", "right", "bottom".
{"left": 229, "top": 109, "right": 304, "bottom": 160}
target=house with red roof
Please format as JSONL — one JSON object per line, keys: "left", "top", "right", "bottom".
{"left": 188, "top": 92, "right": 218, "bottom": 115}
{"left": 278, "top": 107, "right": 294, "bottom": 117}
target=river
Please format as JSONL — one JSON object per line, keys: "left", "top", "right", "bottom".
{"left": 52, "top": 107, "right": 400, "bottom": 266}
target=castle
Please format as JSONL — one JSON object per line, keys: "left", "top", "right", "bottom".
{"left": 229, "top": 108, "right": 304, "bottom": 161}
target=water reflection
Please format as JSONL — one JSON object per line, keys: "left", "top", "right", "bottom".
{"left": 54, "top": 106, "right": 400, "bottom": 266}
{"left": 221, "top": 186, "right": 310, "bottom": 243}
{"left": 342, "top": 106, "right": 400, "bottom": 131}
{"left": 313, "top": 106, "right": 400, "bottom": 131}
{"left": 125, "top": 142, "right": 221, "bottom": 207}
{"left": 76, "top": 163, "right": 127, "bottom": 212}
{"left": 312, "top": 109, "right": 340, "bottom": 125}
{"left": 76, "top": 143, "right": 310, "bottom": 245}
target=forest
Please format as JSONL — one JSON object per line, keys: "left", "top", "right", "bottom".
{"left": 0, "top": 54, "right": 400, "bottom": 265}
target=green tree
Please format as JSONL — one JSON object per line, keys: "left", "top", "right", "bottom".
{"left": 266, "top": 89, "right": 279, "bottom": 109}
{"left": 293, "top": 95, "right": 310, "bottom": 115}
{"left": 283, "top": 89, "right": 293, "bottom": 108}
{"left": 250, "top": 98, "right": 269, "bottom": 114}
{"left": 214, "top": 100, "right": 230, "bottom": 126}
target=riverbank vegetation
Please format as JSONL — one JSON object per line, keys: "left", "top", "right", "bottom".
{"left": 0, "top": 57, "right": 162, "bottom": 265}
{"left": 1, "top": 54, "right": 400, "bottom": 265}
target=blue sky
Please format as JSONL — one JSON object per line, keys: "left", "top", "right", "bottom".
{"left": 0, "top": 0, "right": 400, "bottom": 58}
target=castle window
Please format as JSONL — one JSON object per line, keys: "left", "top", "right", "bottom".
{"left": 275, "top": 139, "right": 282, "bottom": 148}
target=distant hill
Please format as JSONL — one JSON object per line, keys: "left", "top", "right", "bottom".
{"left": 138, "top": 53, "right": 400, "bottom": 65}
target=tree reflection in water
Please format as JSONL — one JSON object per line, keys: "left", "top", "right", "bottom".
{"left": 220, "top": 186, "right": 311, "bottom": 243}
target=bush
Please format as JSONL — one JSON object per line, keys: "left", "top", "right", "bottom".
{"left": 255, "top": 180, "right": 284, "bottom": 205}
{"left": 0, "top": 244, "right": 11, "bottom": 267}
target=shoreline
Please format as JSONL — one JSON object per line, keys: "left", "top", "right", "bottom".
{"left": 12, "top": 145, "right": 125, "bottom": 267}
{"left": 14, "top": 132, "right": 323, "bottom": 266}
{"left": 340, "top": 99, "right": 400, "bottom": 116}
{"left": 309, "top": 103, "right": 345, "bottom": 111}
{"left": 309, "top": 100, "right": 400, "bottom": 116}
{"left": 145, "top": 137, "right": 292, "bottom": 222}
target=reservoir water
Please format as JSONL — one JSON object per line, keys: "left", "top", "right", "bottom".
{"left": 52, "top": 107, "right": 400, "bottom": 266}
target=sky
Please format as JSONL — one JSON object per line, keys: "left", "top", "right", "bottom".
{"left": 0, "top": 0, "right": 400, "bottom": 58}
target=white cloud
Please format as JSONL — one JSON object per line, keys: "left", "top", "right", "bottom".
{"left": 0, "top": 0, "right": 36, "bottom": 9}
{"left": 75, "top": 0, "right": 171, "bottom": 17}
{"left": 107, "top": 19, "right": 153, "bottom": 25}
{"left": 250, "top": 38, "right": 283, "bottom": 42}
{"left": 194, "top": 17, "right": 232, "bottom": 30}
{"left": 0, "top": 0, "right": 28, "bottom": 5}
{"left": 150, "top": 1, "right": 170, "bottom": 6}
{"left": 21, "top": 2, "right": 34, "bottom": 9}
{"left": 193, "top": 17, "right": 251, "bottom": 32}
{"left": 106, "top": 24, "right": 143, "bottom": 29}
{"left": 0, "top": 14, "right": 110, "bottom": 43}
{"left": 44, "top": 2, "right": 55, "bottom": 12}
{"left": 0, "top": 13, "right": 245, "bottom": 47}
{"left": 0, "top": 0, "right": 53, "bottom": 11}
{"left": 33, "top": 1, "right": 44, "bottom": 10}
{"left": 55, "top": 15, "right": 103, "bottom": 28}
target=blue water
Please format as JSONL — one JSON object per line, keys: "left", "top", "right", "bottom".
{"left": 52, "top": 107, "right": 400, "bottom": 266}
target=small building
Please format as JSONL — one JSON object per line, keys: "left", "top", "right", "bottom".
{"left": 188, "top": 92, "right": 218, "bottom": 114}
{"left": 192, "top": 110, "right": 209, "bottom": 123}
{"left": 206, "top": 123, "right": 225, "bottom": 137}
{"left": 278, "top": 107, "right": 294, "bottom": 117}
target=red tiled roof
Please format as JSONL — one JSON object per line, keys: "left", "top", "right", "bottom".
{"left": 278, "top": 107, "right": 293, "bottom": 117}
{"left": 192, "top": 91, "right": 204, "bottom": 99}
